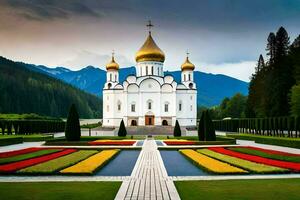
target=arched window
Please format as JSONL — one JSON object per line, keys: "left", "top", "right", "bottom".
{"left": 151, "top": 66, "right": 154, "bottom": 75}
{"left": 147, "top": 100, "right": 153, "bottom": 110}
{"left": 117, "top": 101, "right": 121, "bottom": 111}
{"left": 164, "top": 102, "right": 169, "bottom": 112}
{"left": 131, "top": 104, "right": 136, "bottom": 112}
{"left": 107, "top": 105, "right": 109, "bottom": 112}
{"left": 115, "top": 74, "right": 117, "bottom": 82}
{"left": 110, "top": 73, "right": 112, "bottom": 81}
{"left": 188, "top": 74, "right": 191, "bottom": 81}
{"left": 190, "top": 105, "right": 193, "bottom": 111}
{"left": 179, "top": 101, "right": 182, "bottom": 111}
{"left": 146, "top": 66, "right": 148, "bottom": 75}
{"left": 108, "top": 83, "right": 112, "bottom": 89}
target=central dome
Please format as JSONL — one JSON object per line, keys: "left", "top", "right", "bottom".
{"left": 135, "top": 33, "right": 165, "bottom": 63}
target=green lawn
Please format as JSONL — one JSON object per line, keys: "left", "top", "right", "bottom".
{"left": 227, "top": 133, "right": 300, "bottom": 148}
{"left": 175, "top": 179, "right": 300, "bottom": 200}
{"left": 228, "top": 147, "right": 300, "bottom": 162}
{"left": 0, "top": 182, "right": 121, "bottom": 200}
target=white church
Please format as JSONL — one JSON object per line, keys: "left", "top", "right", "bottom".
{"left": 102, "top": 23, "right": 197, "bottom": 127}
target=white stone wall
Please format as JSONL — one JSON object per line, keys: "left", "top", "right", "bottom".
{"left": 136, "top": 61, "right": 164, "bottom": 77}
{"left": 103, "top": 67, "right": 197, "bottom": 127}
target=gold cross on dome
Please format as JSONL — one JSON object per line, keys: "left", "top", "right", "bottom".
{"left": 147, "top": 20, "right": 154, "bottom": 33}
{"left": 186, "top": 50, "right": 190, "bottom": 58}
{"left": 112, "top": 50, "right": 115, "bottom": 57}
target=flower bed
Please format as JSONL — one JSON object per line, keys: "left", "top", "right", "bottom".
{"left": 228, "top": 147, "right": 300, "bottom": 163}
{"left": 243, "top": 146, "right": 300, "bottom": 156}
{"left": 0, "top": 149, "right": 62, "bottom": 165}
{"left": 164, "top": 141, "right": 197, "bottom": 145}
{"left": 198, "top": 149, "right": 287, "bottom": 173}
{"left": 0, "top": 149, "right": 76, "bottom": 173}
{"left": 209, "top": 147, "right": 300, "bottom": 171}
{"left": 88, "top": 140, "right": 136, "bottom": 146}
{"left": 18, "top": 150, "right": 98, "bottom": 174}
{"left": 179, "top": 149, "right": 247, "bottom": 174}
{"left": 60, "top": 149, "right": 120, "bottom": 174}
{"left": 0, "top": 147, "right": 41, "bottom": 158}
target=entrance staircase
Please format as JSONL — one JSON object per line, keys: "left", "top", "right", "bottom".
{"left": 126, "top": 125, "right": 176, "bottom": 135}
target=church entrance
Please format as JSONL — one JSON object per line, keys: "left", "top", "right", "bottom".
{"left": 162, "top": 120, "right": 168, "bottom": 126}
{"left": 145, "top": 115, "right": 154, "bottom": 125}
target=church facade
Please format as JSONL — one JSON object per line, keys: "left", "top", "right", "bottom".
{"left": 102, "top": 27, "right": 197, "bottom": 127}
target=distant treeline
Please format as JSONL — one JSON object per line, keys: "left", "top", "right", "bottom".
{"left": 0, "top": 56, "right": 102, "bottom": 118}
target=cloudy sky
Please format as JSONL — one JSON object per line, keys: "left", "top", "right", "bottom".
{"left": 0, "top": 0, "right": 300, "bottom": 81}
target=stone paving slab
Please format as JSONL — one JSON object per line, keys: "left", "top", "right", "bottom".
{"left": 114, "top": 139, "right": 180, "bottom": 200}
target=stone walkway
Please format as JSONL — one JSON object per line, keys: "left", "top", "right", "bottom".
{"left": 0, "top": 142, "right": 44, "bottom": 153}
{"left": 237, "top": 140, "right": 300, "bottom": 154}
{"left": 114, "top": 139, "right": 180, "bottom": 200}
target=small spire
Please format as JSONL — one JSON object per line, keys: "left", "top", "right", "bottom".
{"left": 111, "top": 50, "right": 115, "bottom": 61}
{"left": 146, "top": 20, "right": 154, "bottom": 34}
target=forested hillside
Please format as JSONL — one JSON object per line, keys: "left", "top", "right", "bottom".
{"left": 0, "top": 56, "right": 102, "bottom": 118}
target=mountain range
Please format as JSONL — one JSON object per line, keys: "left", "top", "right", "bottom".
{"left": 28, "top": 64, "right": 249, "bottom": 107}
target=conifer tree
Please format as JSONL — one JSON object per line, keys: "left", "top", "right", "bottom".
{"left": 65, "top": 104, "right": 81, "bottom": 141}
{"left": 275, "top": 27, "right": 290, "bottom": 60}
{"left": 266, "top": 32, "right": 276, "bottom": 65}
{"left": 118, "top": 119, "right": 127, "bottom": 137}
{"left": 173, "top": 120, "right": 181, "bottom": 137}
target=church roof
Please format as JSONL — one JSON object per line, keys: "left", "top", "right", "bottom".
{"left": 181, "top": 56, "right": 195, "bottom": 71}
{"left": 106, "top": 54, "right": 119, "bottom": 71}
{"left": 135, "top": 33, "right": 165, "bottom": 63}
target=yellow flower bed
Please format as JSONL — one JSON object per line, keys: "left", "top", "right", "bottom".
{"left": 179, "top": 149, "right": 247, "bottom": 174}
{"left": 60, "top": 149, "right": 120, "bottom": 174}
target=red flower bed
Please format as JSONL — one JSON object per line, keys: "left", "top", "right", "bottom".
{"left": 241, "top": 146, "right": 300, "bottom": 156}
{"left": 0, "top": 147, "right": 41, "bottom": 158}
{"left": 88, "top": 141, "right": 136, "bottom": 146}
{"left": 163, "top": 141, "right": 197, "bottom": 145}
{"left": 209, "top": 147, "right": 300, "bottom": 171}
{"left": 0, "top": 149, "right": 76, "bottom": 173}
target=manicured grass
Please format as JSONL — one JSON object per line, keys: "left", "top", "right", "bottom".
{"left": 175, "top": 179, "right": 300, "bottom": 200}
{"left": 0, "top": 182, "right": 121, "bottom": 200}
{"left": 198, "top": 149, "right": 287, "bottom": 173}
{"left": 19, "top": 150, "right": 98, "bottom": 174}
{"left": 227, "top": 133, "right": 300, "bottom": 148}
{"left": 0, "top": 149, "right": 61, "bottom": 164}
{"left": 0, "top": 134, "right": 54, "bottom": 146}
{"left": 228, "top": 147, "right": 300, "bottom": 163}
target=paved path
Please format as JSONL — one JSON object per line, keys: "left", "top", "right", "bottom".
{"left": 237, "top": 140, "right": 300, "bottom": 154}
{"left": 114, "top": 139, "right": 180, "bottom": 200}
{"left": 0, "top": 142, "right": 44, "bottom": 153}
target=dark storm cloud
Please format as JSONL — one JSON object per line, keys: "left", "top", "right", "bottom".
{"left": 1, "top": 0, "right": 102, "bottom": 20}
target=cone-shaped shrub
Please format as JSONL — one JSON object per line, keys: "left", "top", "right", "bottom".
{"left": 173, "top": 120, "right": 181, "bottom": 137}
{"left": 198, "top": 111, "right": 205, "bottom": 141}
{"left": 198, "top": 110, "right": 216, "bottom": 141}
{"left": 65, "top": 104, "right": 81, "bottom": 141}
{"left": 205, "top": 110, "right": 216, "bottom": 141}
{"left": 118, "top": 119, "right": 127, "bottom": 137}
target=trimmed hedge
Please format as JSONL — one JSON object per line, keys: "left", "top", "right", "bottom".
{"left": 227, "top": 134, "right": 300, "bottom": 149}
{"left": 214, "top": 116, "right": 300, "bottom": 138}
{"left": 0, "top": 120, "right": 65, "bottom": 135}
{"left": 0, "top": 137, "right": 23, "bottom": 146}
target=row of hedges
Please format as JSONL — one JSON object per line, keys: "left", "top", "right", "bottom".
{"left": 0, "top": 137, "right": 23, "bottom": 146}
{"left": 227, "top": 134, "right": 300, "bottom": 149}
{"left": 214, "top": 116, "right": 300, "bottom": 137}
{"left": 0, "top": 120, "right": 65, "bottom": 135}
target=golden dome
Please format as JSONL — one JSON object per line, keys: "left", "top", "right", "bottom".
{"left": 106, "top": 54, "right": 119, "bottom": 71}
{"left": 135, "top": 33, "right": 165, "bottom": 63}
{"left": 181, "top": 56, "right": 195, "bottom": 71}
